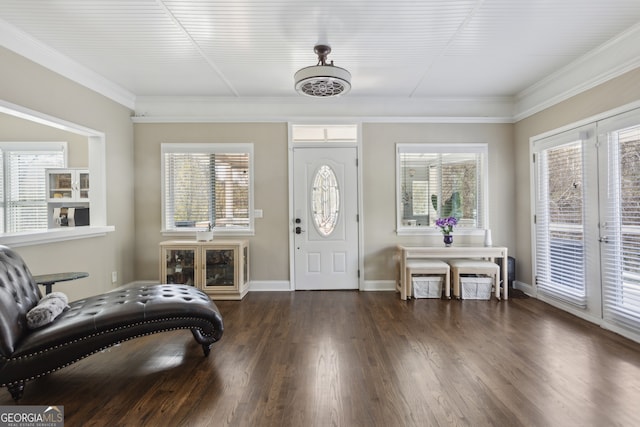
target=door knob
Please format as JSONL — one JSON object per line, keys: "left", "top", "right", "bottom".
{"left": 295, "top": 226, "right": 304, "bottom": 234}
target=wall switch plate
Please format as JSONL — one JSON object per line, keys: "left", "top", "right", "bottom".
{"left": 254, "top": 209, "right": 263, "bottom": 218}
{"left": 111, "top": 271, "right": 118, "bottom": 283}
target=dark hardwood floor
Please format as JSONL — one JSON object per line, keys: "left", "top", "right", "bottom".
{"left": 3, "top": 291, "right": 640, "bottom": 426}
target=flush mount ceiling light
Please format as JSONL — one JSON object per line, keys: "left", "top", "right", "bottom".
{"left": 294, "top": 45, "right": 351, "bottom": 97}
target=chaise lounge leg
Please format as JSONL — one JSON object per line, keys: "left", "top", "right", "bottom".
{"left": 202, "top": 344, "right": 212, "bottom": 357}
{"left": 191, "top": 328, "right": 217, "bottom": 357}
{"left": 8, "top": 382, "right": 25, "bottom": 402}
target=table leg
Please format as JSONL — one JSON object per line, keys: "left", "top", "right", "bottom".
{"left": 502, "top": 255, "right": 509, "bottom": 300}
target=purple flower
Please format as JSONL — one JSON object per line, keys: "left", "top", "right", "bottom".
{"left": 435, "top": 216, "right": 458, "bottom": 234}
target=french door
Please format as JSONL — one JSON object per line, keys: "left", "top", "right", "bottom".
{"left": 533, "top": 108, "right": 640, "bottom": 338}
{"left": 533, "top": 125, "right": 600, "bottom": 315}
{"left": 598, "top": 110, "right": 640, "bottom": 333}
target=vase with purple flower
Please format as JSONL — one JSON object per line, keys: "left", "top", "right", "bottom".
{"left": 436, "top": 216, "right": 458, "bottom": 247}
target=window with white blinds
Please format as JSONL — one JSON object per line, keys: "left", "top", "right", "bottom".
{"left": 162, "top": 143, "right": 254, "bottom": 234}
{"left": 534, "top": 139, "right": 587, "bottom": 307}
{"left": 396, "top": 143, "right": 487, "bottom": 233}
{"left": 0, "top": 143, "right": 66, "bottom": 233}
{"left": 600, "top": 114, "right": 640, "bottom": 331}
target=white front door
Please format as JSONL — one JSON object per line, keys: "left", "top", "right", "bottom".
{"left": 293, "top": 147, "right": 359, "bottom": 290}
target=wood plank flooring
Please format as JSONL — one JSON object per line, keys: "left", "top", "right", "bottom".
{"left": 3, "top": 291, "right": 640, "bottom": 426}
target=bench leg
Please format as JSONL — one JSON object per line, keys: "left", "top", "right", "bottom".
{"left": 452, "top": 269, "right": 461, "bottom": 299}
{"left": 444, "top": 269, "right": 451, "bottom": 299}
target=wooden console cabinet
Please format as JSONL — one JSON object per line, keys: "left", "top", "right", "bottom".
{"left": 160, "top": 240, "right": 249, "bottom": 300}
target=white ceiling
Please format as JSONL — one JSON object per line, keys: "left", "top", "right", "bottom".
{"left": 2, "top": 0, "right": 640, "bottom": 119}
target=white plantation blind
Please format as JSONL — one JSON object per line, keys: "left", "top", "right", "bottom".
{"left": 600, "top": 115, "right": 640, "bottom": 330}
{"left": 162, "top": 143, "right": 253, "bottom": 233}
{"left": 534, "top": 139, "right": 587, "bottom": 307}
{"left": 397, "top": 143, "right": 487, "bottom": 232}
{"left": 0, "top": 144, "right": 66, "bottom": 233}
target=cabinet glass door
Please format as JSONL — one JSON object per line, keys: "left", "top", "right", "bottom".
{"left": 204, "top": 248, "right": 235, "bottom": 288}
{"left": 79, "top": 172, "right": 90, "bottom": 200}
{"left": 48, "top": 172, "right": 73, "bottom": 199}
{"left": 164, "top": 248, "right": 196, "bottom": 286}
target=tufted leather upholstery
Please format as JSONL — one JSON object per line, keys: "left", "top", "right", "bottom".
{"left": 0, "top": 247, "right": 41, "bottom": 358}
{"left": 0, "top": 245, "right": 224, "bottom": 401}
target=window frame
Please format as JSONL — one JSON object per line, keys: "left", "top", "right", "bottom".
{"left": 161, "top": 142, "right": 255, "bottom": 237}
{"left": 396, "top": 143, "right": 489, "bottom": 235}
{"left": 0, "top": 99, "right": 113, "bottom": 248}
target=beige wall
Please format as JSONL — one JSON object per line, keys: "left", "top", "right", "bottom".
{"left": 133, "top": 123, "right": 289, "bottom": 282}
{"left": 514, "top": 67, "right": 640, "bottom": 286}
{"left": 0, "top": 114, "right": 88, "bottom": 167}
{"left": 0, "top": 47, "right": 135, "bottom": 300}
{"left": 134, "top": 121, "right": 516, "bottom": 285}
{"left": 362, "top": 122, "right": 515, "bottom": 281}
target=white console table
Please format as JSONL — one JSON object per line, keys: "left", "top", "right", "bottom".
{"left": 398, "top": 245, "right": 509, "bottom": 301}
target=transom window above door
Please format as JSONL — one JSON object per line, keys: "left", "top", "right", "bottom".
{"left": 396, "top": 143, "right": 488, "bottom": 235}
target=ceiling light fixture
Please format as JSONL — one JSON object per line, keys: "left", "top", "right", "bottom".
{"left": 294, "top": 45, "right": 351, "bottom": 97}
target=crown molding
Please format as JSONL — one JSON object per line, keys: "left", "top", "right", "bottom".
{"left": 0, "top": 18, "right": 136, "bottom": 110}
{"left": 132, "top": 95, "right": 516, "bottom": 123}
{"left": 513, "top": 22, "right": 640, "bottom": 122}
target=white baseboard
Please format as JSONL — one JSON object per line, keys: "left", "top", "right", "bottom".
{"left": 362, "top": 280, "right": 396, "bottom": 291}
{"left": 513, "top": 280, "right": 535, "bottom": 296}
{"left": 601, "top": 321, "right": 640, "bottom": 344}
{"left": 248, "top": 280, "right": 291, "bottom": 292}
{"left": 248, "top": 280, "right": 397, "bottom": 292}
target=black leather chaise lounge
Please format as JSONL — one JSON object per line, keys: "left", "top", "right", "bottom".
{"left": 0, "top": 245, "right": 224, "bottom": 401}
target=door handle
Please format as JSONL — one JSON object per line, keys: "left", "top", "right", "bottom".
{"left": 599, "top": 236, "right": 609, "bottom": 243}
{"left": 295, "top": 226, "right": 305, "bottom": 234}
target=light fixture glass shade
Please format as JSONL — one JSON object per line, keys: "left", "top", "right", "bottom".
{"left": 294, "top": 65, "right": 351, "bottom": 97}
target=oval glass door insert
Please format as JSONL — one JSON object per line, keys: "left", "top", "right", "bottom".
{"left": 312, "top": 165, "right": 340, "bottom": 236}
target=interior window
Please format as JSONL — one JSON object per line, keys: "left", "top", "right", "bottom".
{"left": 396, "top": 143, "right": 488, "bottom": 234}
{"left": 0, "top": 142, "right": 66, "bottom": 233}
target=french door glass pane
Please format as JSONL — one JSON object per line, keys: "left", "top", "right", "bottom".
{"left": 602, "top": 124, "right": 640, "bottom": 328}
{"left": 535, "top": 141, "right": 587, "bottom": 306}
